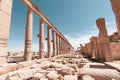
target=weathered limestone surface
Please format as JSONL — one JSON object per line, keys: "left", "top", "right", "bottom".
{"left": 82, "top": 75, "right": 95, "bottom": 80}
{"left": 110, "top": 42, "right": 120, "bottom": 60}
{"left": 110, "top": 0, "right": 120, "bottom": 37}
{"left": 0, "top": 0, "right": 13, "bottom": 63}
{"left": 0, "top": 54, "right": 119, "bottom": 80}
{"left": 89, "top": 37, "right": 97, "bottom": 58}
{"left": 96, "top": 18, "right": 113, "bottom": 62}
{"left": 79, "top": 68, "right": 120, "bottom": 80}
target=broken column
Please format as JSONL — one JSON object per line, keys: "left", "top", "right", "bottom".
{"left": 110, "top": 0, "right": 120, "bottom": 37}
{"left": 24, "top": 7, "right": 33, "bottom": 61}
{"left": 39, "top": 18, "right": 44, "bottom": 59}
{"left": 97, "top": 37, "right": 102, "bottom": 60}
{"left": 90, "top": 37, "right": 98, "bottom": 58}
{"left": 93, "top": 37, "right": 98, "bottom": 59}
{"left": 0, "top": 0, "right": 13, "bottom": 63}
{"left": 96, "top": 18, "right": 113, "bottom": 62}
{"left": 47, "top": 26, "right": 51, "bottom": 57}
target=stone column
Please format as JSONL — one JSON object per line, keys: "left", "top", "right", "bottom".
{"left": 47, "top": 26, "right": 51, "bottom": 57}
{"left": 39, "top": 18, "right": 44, "bottom": 59}
{"left": 96, "top": 18, "right": 113, "bottom": 62}
{"left": 90, "top": 37, "right": 96, "bottom": 58}
{"left": 110, "top": 0, "right": 120, "bottom": 37}
{"left": 97, "top": 37, "right": 102, "bottom": 60}
{"left": 61, "top": 39, "right": 63, "bottom": 54}
{"left": 56, "top": 34, "right": 58, "bottom": 55}
{"left": 80, "top": 44, "right": 84, "bottom": 54}
{"left": 0, "top": 0, "right": 13, "bottom": 63}
{"left": 52, "top": 31, "right": 56, "bottom": 56}
{"left": 24, "top": 7, "right": 33, "bottom": 61}
{"left": 57, "top": 35, "right": 60, "bottom": 55}
{"left": 93, "top": 37, "right": 98, "bottom": 59}
{"left": 59, "top": 36, "right": 61, "bottom": 54}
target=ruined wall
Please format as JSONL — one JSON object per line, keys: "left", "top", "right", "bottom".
{"left": 0, "top": 0, "right": 13, "bottom": 62}
{"left": 110, "top": 42, "right": 120, "bottom": 60}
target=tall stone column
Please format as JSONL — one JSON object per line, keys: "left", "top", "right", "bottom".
{"left": 47, "top": 26, "right": 51, "bottom": 57}
{"left": 110, "top": 0, "right": 120, "bottom": 37}
{"left": 59, "top": 36, "right": 61, "bottom": 54}
{"left": 56, "top": 34, "right": 58, "bottom": 55}
{"left": 39, "top": 18, "right": 44, "bottom": 59}
{"left": 61, "top": 39, "right": 63, "bottom": 54}
{"left": 24, "top": 7, "right": 33, "bottom": 61}
{"left": 57, "top": 35, "right": 60, "bottom": 55}
{"left": 52, "top": 31, "right": 56, "bottom": 56}
{"left": 96, "top": 18, "right": 113, "bottom": 62}
{"left": 0, "top": 0, "right": 13, "bottom": 63}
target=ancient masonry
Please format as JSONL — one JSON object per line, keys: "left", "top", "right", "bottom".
{"left": 1, "top": 0, "right": 120, "bottom": 64}
{"left": 0, "top": 0, "right": 120, "bottom": 79}
{"left": 80, "top": 0, "right": 120, "bottom": 62}
{"left": 0, "top": 0, "right": 74, "bottom": 62}
{"left": 0, "top": 0, "right": 13, "bottom": 62}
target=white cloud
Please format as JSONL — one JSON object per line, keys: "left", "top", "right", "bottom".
{"left": 106, "top": 21, "right": 117, "bottom": 35}
{"left": 65, "top": 34, "right": 92, "bottom": 50}
{"left": 65, "top": 21, "right": 117, "bottom": 50}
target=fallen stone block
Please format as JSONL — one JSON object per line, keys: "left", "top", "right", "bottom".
{"left": 78, "top": 68, "right": 120, "bottom": 80}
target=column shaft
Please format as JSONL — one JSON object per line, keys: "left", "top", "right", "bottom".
{"left": 56, "top": 34, "right": 58, "bottom": 55}
{"left": 52, "top": 31, "right": 56, "bottom": 56}
{"left": 39, "top": 18, "right": 44, "bottom": 59}
{"left": 59, "top": 36, "right": 61, "bottom": 54}
{"left": 24, "top": 7, "right": 33, "bottom": 61}
{"left": 47, "top": 26, "right": 51, "bottom": 57}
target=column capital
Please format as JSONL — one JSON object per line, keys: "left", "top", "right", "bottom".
{"left": 47, "top": 25, "right": 51, "bottom": 29}
{"left": 27, "top": 7, "right": 33, "bottom": 14}
{"left": 40, "top": 18, "right": 44, "bottom": 23}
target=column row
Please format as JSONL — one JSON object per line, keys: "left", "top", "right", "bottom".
{"left": 24, "top": 7, "right": 74, "bottom": 61}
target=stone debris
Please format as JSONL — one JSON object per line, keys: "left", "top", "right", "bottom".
{"left": 0, "top": 54, "right": 119, "bottom": 80}
{"left": 82, "top": 75, "right": 95, "bottom": 80}
{"left": 46, "top": 71, "right": 59, "bottom": 80}
{"left": 64, "top": 75, "right": 78, "bottom": 80}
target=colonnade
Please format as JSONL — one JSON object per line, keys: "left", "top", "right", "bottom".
{"left": 22, "top": 0, "right": 74, "bottom": 61}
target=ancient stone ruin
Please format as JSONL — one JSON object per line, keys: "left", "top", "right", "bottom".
{"left": 0, "top": 0, "right": 120, "bottom": 80}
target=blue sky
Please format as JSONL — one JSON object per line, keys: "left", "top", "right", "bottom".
{"left": 8, "top": 0, "right": 117, "bottom": 51}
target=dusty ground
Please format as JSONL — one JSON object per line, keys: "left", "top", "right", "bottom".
{"left": 0, "top": 54, "right": 120, "bottom": 80}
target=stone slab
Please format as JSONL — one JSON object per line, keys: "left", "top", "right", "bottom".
{"left": 104, "top": 62, "right": 120, "bottom": 72}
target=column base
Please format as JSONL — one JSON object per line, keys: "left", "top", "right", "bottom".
{"left": 0, "top": 47, "right": 8, "bottom": 63}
